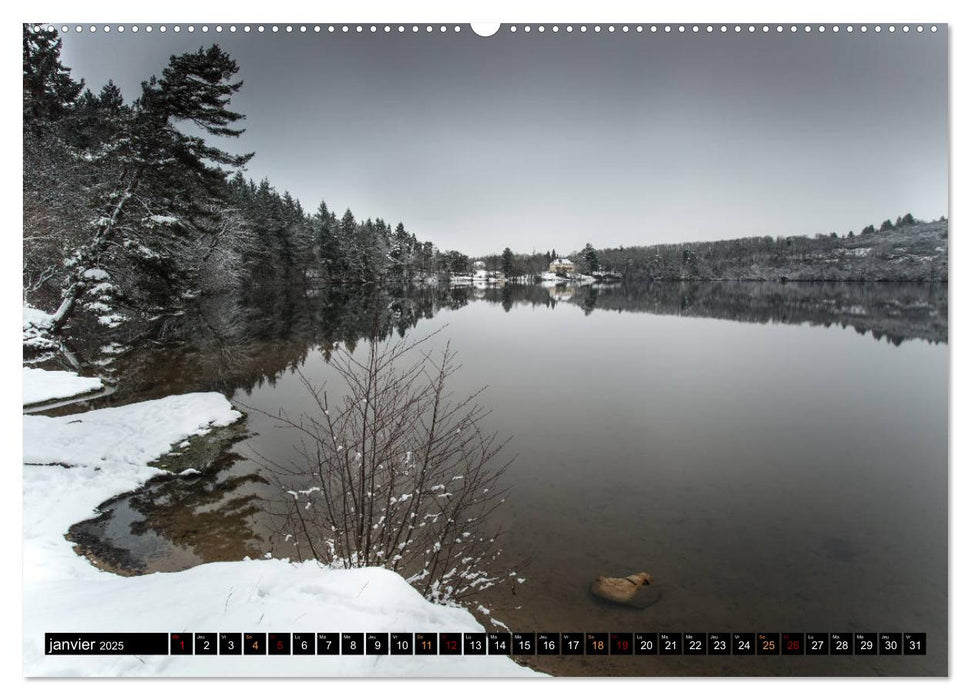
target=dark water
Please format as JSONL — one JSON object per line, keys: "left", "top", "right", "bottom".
{"left": 62, "top": 282, "right": 948, "bottom": 676}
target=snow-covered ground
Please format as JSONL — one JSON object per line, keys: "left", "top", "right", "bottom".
{"left": 23, "top": 302, "right": 57, "bottom": 351}
{"left": 23, "top": 302, "right": 54, "bottom": 329}
{"left": 449, "top": 274, "right": 474, "bottom": 286}
{"left": 538, "top": 271, "right": 566, "bottom": 287}
{"left": 22, "top": 391, "right": 539, "bottom": 677}
{"left": 23, "top": 367, "right": 103, "bottom": 405}
{"left": 538, "top": 271, "right": 596, "bottom": 287}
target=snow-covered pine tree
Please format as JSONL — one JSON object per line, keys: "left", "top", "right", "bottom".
{"left": 23, "top": 25, "right": 89, "bottom": 307}
{"left": 388, "top": 222, "right": 408, "bottom": 280}
{"left": 358, "top": 217, "right": 389, "bottom": 282}
{"left": 281, "top": 191, "right": 316, "bottom": 284}
{"left": 313, "top": 200, "right": 343, "bottom": 282}
{"left": 581, "top": 243, "right": 599, "bottom": 273}
{"left": 23, "top": 24, "right": 84, "bottom": 129}
{"left": 339, "top": 209, "right": 364, "bottom": 283}
{"left": 49, "top": 44, "right": 253, "bottom": 333}
{"left": 71, "top": 80, "right": 127, "bottom": 151}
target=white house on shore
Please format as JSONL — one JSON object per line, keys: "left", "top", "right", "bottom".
{"left": 549, "top": 258, "right": 575, "bottom": 274}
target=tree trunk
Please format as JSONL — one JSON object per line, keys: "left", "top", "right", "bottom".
{"left": 48, "top": 170, "right": 141, "bottom": 334}
{"left": 48, "top": 281, "right": 80, "bottom": 333}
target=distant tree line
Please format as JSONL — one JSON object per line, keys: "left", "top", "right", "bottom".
{"left": 226, "top": 177, "right": 439, "bottom": 288}
{"left": 480, "top": 216, "right": 947, "bottom": 284}
{"left": 594, "top": 216, "right": 947, "bottom": 283}
{"left": 23, "top": 25, "right": 443, "bottom": 340}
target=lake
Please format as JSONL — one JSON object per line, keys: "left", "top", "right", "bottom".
{"left": 60, "top": 281, "right": 948, "bottom": 676}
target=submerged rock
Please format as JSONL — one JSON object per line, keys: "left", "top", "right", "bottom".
{"left": 590, "top": 572, "right": 655, "bottom": 606}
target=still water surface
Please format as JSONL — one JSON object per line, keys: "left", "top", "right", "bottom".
{"left": 65, "top": 283, "right": 948, "bottom": 675}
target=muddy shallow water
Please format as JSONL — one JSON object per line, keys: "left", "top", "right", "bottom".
{"left": 60, "top": 282, "right": 948, "bottom": 676}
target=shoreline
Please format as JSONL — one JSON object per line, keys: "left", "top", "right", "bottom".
{"left": 22, "top": 382, "right": 538, "bottom": 677}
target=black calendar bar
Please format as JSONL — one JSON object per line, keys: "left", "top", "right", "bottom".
{"left": 44, "top": 632, "right": 927, "bottom": 656}
{"left": 45, "top": 633, "right": 169, "bottom": 655}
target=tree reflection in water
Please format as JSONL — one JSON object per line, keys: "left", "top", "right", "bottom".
{"left": 69, "top": 434, "right": 271, "bottom": 575}
{"left": 60, "top": 280, "right": 946, "bottom": 578}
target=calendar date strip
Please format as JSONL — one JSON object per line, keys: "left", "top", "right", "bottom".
{"left": 46, "top": 632, "right": 926, "bottom": 656}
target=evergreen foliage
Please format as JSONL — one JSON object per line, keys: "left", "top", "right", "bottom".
{"left": 500, "top": 247, "right": 514, "bottom": 277}
{"left": 23, "top": 25, "right": 83, "bottom": 128}
{"left": 580, "top": 243, "right": 599, "bottom": 273}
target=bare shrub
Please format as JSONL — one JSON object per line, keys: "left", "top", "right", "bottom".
{"left": 256, "top": 331, "right": 514, "bottom": 604}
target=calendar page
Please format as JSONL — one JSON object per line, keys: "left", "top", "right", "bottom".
{"left": 22, "top": 15, "right": 948, "bottom": 679}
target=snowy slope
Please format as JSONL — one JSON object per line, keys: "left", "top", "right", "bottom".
{"left": 22, "top": 392, "right": 539, "bottom": 677}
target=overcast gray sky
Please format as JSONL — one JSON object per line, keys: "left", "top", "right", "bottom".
{"left": 59, "top": 25, "right": 948, "bottom": 256}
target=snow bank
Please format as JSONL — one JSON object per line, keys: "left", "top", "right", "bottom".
{"left": 23, "top": 367, "right": 103, "bottom": 405}
{"left": 23, "top": 393, "right": 538, "bottom": 677}
{"left": 23, "top": 302, "right": 57, "bottom": 350}
{"left": 23, "top": 303, "right": 53, "bottom": 330}
{"left": 23, "top": 393, "right": 243, "bottom": 583}
{"left": 538, "top": 271, "right": 566, "bottom": 286}
{"left": 27, "top": 560, "right": 539, "bottom": 677}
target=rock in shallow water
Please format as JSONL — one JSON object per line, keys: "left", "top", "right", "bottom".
{"left": 590, "top": 572, "right": 655, "bottom": 606}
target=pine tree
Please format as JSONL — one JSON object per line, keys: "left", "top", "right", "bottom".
{"left": 71, "top": 80, "right": 130, "bottom": 152}
{"left": 279, "top": 191, "right": 316, "bottom": 283}
{"left": 48, "top": 44, "right": 253, "bottom": 332}
{"left": 359, "top": 218, "right": 377, "bottom": 280}
{"left": 314, "top": 201, "right": 343, "bottom": 280}
{"left": 581, "top": 243, "right": 599, "bottom": 272}
{"left": 420, "top": 241, "right": 437, "bottom": 276}
{"left": 339, "top": 209, "right": 363, "bottom": 282}
{"left": 23, "top": 24, "right": 83, "bottom": 130}
{"left": 500, "top": 247, "right": 514, "bottom": 277}
{"left": 388, "top": 222, "right": 411, "bottom": 280}
{"left": 99, "top": 80, "right": 123, "bottom": 110}
{"left": 23, "top": 26, "right": 89, "bottom": 302}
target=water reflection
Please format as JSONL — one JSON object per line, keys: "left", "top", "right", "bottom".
{"left": 48, "top": 281, "right": 945, "bottom": 412}
{"left": 566, "top": 281, "right": 948, "bottom": 346}
{"left": 68, "top": 431, "right": 272, "bottom": 574}
{"left": 472, "top": 281, "right": 947, "bottom": 345}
